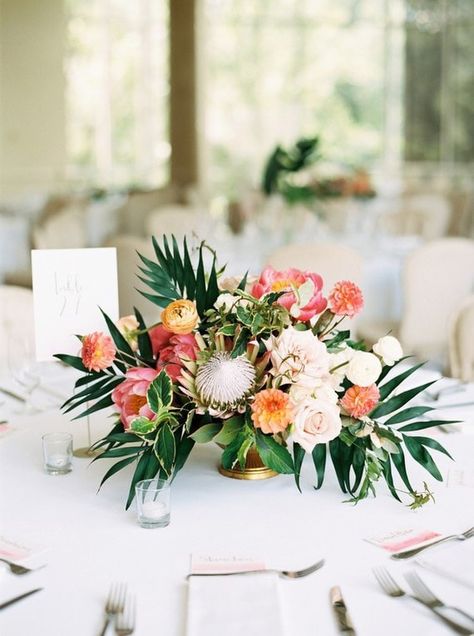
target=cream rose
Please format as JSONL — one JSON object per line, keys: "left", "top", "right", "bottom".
{"left": 289, "top": 396, "right": 342, "bottom": 452}
{"left": 267, "top": 326, "right": 330, "bottom": 386}
{"left": 214, "top": 292, "right": 250, "bottom": 313}
{"left": 346, "top": 351, "right": 382, "bottom": 387}
{"left": 161, "top": 299, "right": 199, "bottom": 335}
{"left": 373, "top": 336, "right": 403, "bottom": 366}
{"left": 116, "top": 315, "right": 140, "bottom": 351}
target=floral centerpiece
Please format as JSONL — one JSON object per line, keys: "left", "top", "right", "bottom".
{"left": 57, "top": 236, "right": 453, "bottom": 509}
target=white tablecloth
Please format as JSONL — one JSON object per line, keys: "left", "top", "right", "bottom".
{"left": 0, "top": 368, "right": 473, "bottom": 636}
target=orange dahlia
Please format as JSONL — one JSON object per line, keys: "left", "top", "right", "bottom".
{"left": 328, "top": 280, "right": 364, "bottom": 317}
{"left": 81, "top": 332, "right": 116, "bottom": 372}
{"left": 251, "top": 388, "right": 293, "bottom": 434}
{"left": 340, "top": 384, "right": 380, "bottom": 419}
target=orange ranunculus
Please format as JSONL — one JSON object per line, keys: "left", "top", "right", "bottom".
{"left": 81, "top": 332, "right": 116, "bottom": 372}
{"left": 251, "top": 388, "right": 293, "bottom": 434}
{"left": 161, "top": 299, "right": 199, "bottom": 335}
{"left": 340, "top": 383, "right": 380, "bottom": 419}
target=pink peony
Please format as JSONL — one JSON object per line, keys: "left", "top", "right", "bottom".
{"left": 328, "top": 280, "right": 364, "bottom": 317}
{"left": 149, "top": 324, "right": 197, "bottom": 381}
{"left": 340, "top": 383, "right": 380, "bottom": 419}
{"left": 112, "top": 367, "right": 160, "bottom": 430}
{"left": 251, "top": 266, "right": 327, "bottom": 321}
{"left": 81, "top": 332, "right": 116, "bottom": 372}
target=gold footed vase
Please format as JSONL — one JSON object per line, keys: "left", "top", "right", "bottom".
{"left": 218, "top": 446, "right": 278, "bottom": 480}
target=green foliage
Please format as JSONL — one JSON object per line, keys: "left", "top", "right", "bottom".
{"left": 255, "top": 431, "right": 294, "bottom": 474}
{"left": 262, "top": 136, "right": 320, "bottom": 198}
{"left": 147, "top": 370, "right": 173, "bottom": 412}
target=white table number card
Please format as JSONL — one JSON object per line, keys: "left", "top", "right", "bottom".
{"left": 32, "top": 248, "right": 119, "bottom": 360}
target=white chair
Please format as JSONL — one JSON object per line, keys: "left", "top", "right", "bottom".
{"left": 377, "top": 193, "right": 451, "bottom": 240}
{"left": 400, "top": 238, "right": 474, "bottom": 368}
{"left": 266, "top": 242, "right": 364, "bottom": 292}
{"left": 449, "top": 295, "right": 474, "bottom": 381}
{"left": 104, "top": 235, "right": 159, "bottom": 325}
{"left": 145, "top": 205, "right": 205, "bottom": 243}
{"left": 0, "top": 286, "right": 35, "bottom": 370}
{"left": 33, "top": 204, "right": 87, "bottom": 249}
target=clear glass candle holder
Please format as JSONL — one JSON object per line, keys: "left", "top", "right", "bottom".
{"left": 135, "top": 478, "right": 170, "bottom": 528}
{"left": 42, "top": 432, "right": 73, "bottom": 475}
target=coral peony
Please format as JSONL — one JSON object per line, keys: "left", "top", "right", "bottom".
{"left": 251, "top": 388, "right": 293, "bottom": 434}
{"left": 340, "top": 384, "right": 380, "bottom": 419}
{"left": 150, "top": 324, "right": 197, "bottom": 381}
{"left": 112, "top": 367, "right": 160, "bottom": 430}
{"left": 328, "top": 280, "right": 364, "bottom": 317}
{"left": 161, "top": 299, "right": 199, "bottom": 335}
{"left": 81, "top": 332, "right": 116, "bottom": 372}
{"left": 251, "top": 266, "right": 327, "bottom": 321}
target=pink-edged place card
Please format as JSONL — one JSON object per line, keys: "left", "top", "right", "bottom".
{"left": 365, "top": 529, "right": 444, "bottom": 553}
{"left": 0, "top": 536, "right": 47, "bottom": 565}
{"left": 32, "top": 247, "right": 119, "bottom": 361}
{"left": 190, "top": 555, "right": 267, "bottom": 575}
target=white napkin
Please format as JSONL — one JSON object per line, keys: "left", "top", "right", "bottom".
{"left": 186, "top": 572, "right": 286, "bottom": 636}
{"left": 417, "top": 541, "right": 474, "bottom": 589}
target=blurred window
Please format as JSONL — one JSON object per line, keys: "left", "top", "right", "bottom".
{"left": 66, "top": 0, "right": 170, "bottom": 189}
{"left": 202, "top": 0, "right": 405, "bottom": 193}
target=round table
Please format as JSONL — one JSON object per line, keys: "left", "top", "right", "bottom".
{"left": 0, "top": 368, "right": 473, "bottom": 635}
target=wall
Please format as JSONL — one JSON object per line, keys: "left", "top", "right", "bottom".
{"left": 0, "top": 0, "right": 66, "bottom": 197}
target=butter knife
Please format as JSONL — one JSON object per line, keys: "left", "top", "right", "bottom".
{"left": 0, "top": 588, "right": 43, "bottom": 610}
{"left": 330, "top": 586, "right": 356, "bottom": 635}
{"left": 0, "top": 387, "right": 26, "bottom": 403}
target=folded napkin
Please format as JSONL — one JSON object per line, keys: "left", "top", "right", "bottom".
{"left": 417, "top": 541, "right": 474, "bottom": 589}
{"left": 187, "top": 572, "right": 285, "bottom": 636}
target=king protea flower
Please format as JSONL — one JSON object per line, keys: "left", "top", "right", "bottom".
{"left": 180, "top": 351, "right": 256, "bottom": 416}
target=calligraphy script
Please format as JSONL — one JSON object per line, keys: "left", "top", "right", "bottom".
{"left": 54, "top": 271, "right": 83, "bottom": 316}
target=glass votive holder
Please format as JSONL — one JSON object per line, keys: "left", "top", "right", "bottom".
{"left": 135, "top": 478, "right": 170, "bottom": 529}
{"left": 42, "top": 432, "right": 73, "bottom": 475}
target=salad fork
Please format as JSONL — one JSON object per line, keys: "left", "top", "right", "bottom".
{"left": 115, "top": 595, "right": 136, "bottom": 635}
{"left": 187, "top": 558, "right": 325, "bottom": 579}
{"left": 0, "top": 557, "right": 33, "bottom": 575}
{"left": 391, "top": 526, "right": 474, "bottom": 559}
{"left": 405, "top": 571, "right": 474, "bottom": 625}
{"left": 99, "top": 583, "right": 126, "bottom": 636}
{"left": 373, "top": 566, "right": 472, "bottom": 635}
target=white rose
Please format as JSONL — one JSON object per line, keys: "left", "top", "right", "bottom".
{"left": 346, "top": 351, "right": 382, "bottom": 387}
{"left": 290, "top": 379, "right": 339, "bottom": 404}
{"left": 328, "top": 344, "right": 356, "bottom": 390}
{"left": 373, "top": 336, "right": 403, "bottom": 366}
{"left": 266, "top": 326, "right": 330, "bottom": 386}
{"left": 289, "top": 396, "right": 342, "bottom": 453}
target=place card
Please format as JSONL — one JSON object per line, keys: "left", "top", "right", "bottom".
{"left": 32, "top": 248, "right": 119, "bottom": 360}
{"left": 365, "top": 528, "right": 443, "bottom": 553}
{"left": 0, "top": 536, "right": 45, "bottom": 563}
{"left": 190, "top": 554, "right": 267, "bottom": 575}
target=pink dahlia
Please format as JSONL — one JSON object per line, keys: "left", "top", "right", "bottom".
{"left": 340, "top": 384, "right": 380, "bottom": 419}
{"left": 328, "top": 280, "right": 364, "bottom": 317}
{"left": 81, "top": 332, "right": 116, "bottom": 372}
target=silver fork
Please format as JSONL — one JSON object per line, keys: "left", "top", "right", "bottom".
{"left": 391, "top": 527, "right": 474, "bottom": 560}
{"left": 115, "top": 595, "right": 136, "bottom": 636}
{"left": 99, "top": 583, "right": 127, "bottom": 636}
{"left": 405, "top": 571, "right": 474, "bottom": 625}
{"left": 373, "top": 566, "right": 472, "bottom": 635}
{"left": 0, "top": 557, "right": 33, "bottom": 575}
{"left": 187, "top": 558, "right": 325, "bottom": 579}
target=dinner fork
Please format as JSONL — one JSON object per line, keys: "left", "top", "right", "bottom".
{"left": 391, "top": 527, "right": 474, "bottom": 559}
{"left": 187, "top": 558, "right": 325, "bottom": 579}
{"left": 115, "top": 595, "right": 136, "bottom": 636}
{"left": 373, "top": 566, "right": 472, "bottom": 635}
{"left": 0, "top": 557, "right": 33, "bottom": 575}
{"left": 405, "top": 570, "right": 474, "bottom": 625}
{"left": 99, "top": 583, "right": 127, "bottom": 636}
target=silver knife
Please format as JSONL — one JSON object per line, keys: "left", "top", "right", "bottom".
{"left": 330, "top": 586, "right": 356, "bottom": 635}
{"left": 0, "top": 387, "right": 26, "bottom": 403}
{"left": 0, "top": 588, "right": 43, "bottom": 610}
